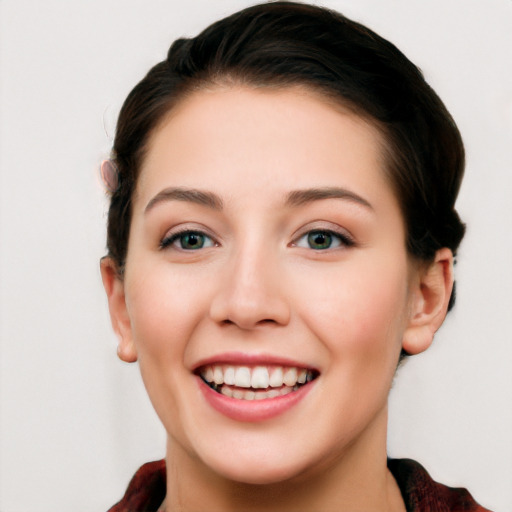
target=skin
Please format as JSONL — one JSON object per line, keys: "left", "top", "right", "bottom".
{"left": 102, "top": 86, "right": 453, "bottom": 511}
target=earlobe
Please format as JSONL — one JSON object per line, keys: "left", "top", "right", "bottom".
{"left": 100, "top": 257, "right": 138, "bottom": 363}
{"left": 402, "top": 248, "right": 454, "bottom": 355}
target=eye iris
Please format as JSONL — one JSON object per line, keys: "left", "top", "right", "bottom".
{"left": 181, "top": 232, "right": 204, "bottom": 249}
{"left": 308, "top": 231, "right": 332, "bottom": 249}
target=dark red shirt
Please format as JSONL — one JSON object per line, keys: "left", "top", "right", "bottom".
{"left": 108, "top": 458, "right": 492, "bottom": 512}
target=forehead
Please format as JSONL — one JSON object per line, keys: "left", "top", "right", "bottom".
{"left": 136, "top": 86, "right": 396, "bottom": 213}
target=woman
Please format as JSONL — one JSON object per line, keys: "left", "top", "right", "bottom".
{"left": 100, "top": 2, "right": 491, "bottom": 510}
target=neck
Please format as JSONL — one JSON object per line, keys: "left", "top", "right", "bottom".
{"left": 164, "top": 406, "right": 405, "bottom": 512}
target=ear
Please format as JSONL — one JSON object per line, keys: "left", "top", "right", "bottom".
{"left": 100, "top": 257, "right": 138, "bottom": 363}
{"left": 402, "top": 248, "right": 454, "bottom": 355}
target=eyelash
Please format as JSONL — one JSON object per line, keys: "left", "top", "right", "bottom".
{"left": 159, "top": 227, "right": 355, "bottom": 252}
{"left": 160, "top": 229, "right": 216, "bottom": 251}
{"left": 292, "top": 229, "right": 355, "bottom": 251}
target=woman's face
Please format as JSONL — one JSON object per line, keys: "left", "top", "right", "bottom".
{"left": 113, "top": 86, "right": 422, "bottom": 484}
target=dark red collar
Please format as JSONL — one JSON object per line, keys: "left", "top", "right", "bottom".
{"left": 388, "top": 458, "right": 491, "bottom": 512}
{"left": 108, "top": 458, "right": 491, "bottom": 512}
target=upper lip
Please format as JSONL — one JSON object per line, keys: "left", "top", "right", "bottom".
{"left": 192, "top": 352, "right": 319, "bottom": 372}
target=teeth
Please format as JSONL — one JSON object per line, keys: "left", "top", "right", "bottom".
{"left": 219, "top": 386, "right": 296, "bottom": 400}
{"left": 279, "top": 386, "right": 294, "bottom": 396}
{"left": 232, "top": 389, "right": 245, "bottom": 399}
{"left": 224, "top": 367, "right": 235, "bottom": 385}
{"left": 213, "top": 366, "right": 224, "bottom": 385}
{"left": 205, "top": 367, "right": 214, "bottom": 382}
{"left": 201, "top": 364, "right": 316, "bottom": 397}
{"left": 283, "top": 367, "right": 298, "bottom": 386}
{"left": 251, "top": 366, "right": 269, "bottom": 388}
{"left": 234, "top": 367, "right": 251, "bottom": 388}
{"left": 269, "top": 367, "right": 283, "bottom": 388}
{"left": 221, "top": 386, "right": 233, "bottom": 398}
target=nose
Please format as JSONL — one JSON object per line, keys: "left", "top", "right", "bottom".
{"left": 209, "top": 244, "right": 291, "bottom": 330}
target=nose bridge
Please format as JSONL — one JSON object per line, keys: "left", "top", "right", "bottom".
{"left": 209, "top": 232, "right": 290, "bottom": 329}
{"left": 233, "top": 236, "right": 268, "bottom": 292}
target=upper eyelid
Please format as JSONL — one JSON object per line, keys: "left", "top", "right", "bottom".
{"left": 160, "top": 225, "right": 220, "bottom": 247}
{"left": 162, "top": 223, "right": 217, "bottom": 238}
{"left": 291, "top": 222, "right": 354, "bottom": 243}
{"left": 292, "top": 230, "right": 354, "bottom": 249}
{"left": 158, "top": 221, "right": 354, "bottom": 246}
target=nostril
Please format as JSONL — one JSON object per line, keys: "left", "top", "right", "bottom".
{"left": 219, "top": 318, "right": 276, "bottom": 328}
{"left": 209, "top": 286, "right": 291, "bottom": 329}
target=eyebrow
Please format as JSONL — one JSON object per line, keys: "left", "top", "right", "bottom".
{"left": 285, "top": 187, "right": 373, "bottom": 210}
{"left": 144, "top": 186, "right": 372, "bottom": 213}
{"left": 145, "top": 187, "right": 224, "bottom": 213}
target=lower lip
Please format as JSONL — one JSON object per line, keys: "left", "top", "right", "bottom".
{"left": 197, "top": 377, "right": 314, "bottom": 422}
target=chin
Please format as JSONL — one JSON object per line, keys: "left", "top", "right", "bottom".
{"left": 196, "top": 440, "right": 315, "bottom": 486}
{"left": 214, "top": 459, "right": 306, "bottom": 486}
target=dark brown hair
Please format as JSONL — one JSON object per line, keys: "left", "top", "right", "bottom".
{"left": 106, "top": 1, "right": 465, "bottom": 310}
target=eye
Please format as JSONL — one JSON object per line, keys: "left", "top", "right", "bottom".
{"left": 294, "top": 229, "right": 353, "bottom": 250}
{"left": 160, "top": 230, "right": 216, "bottom": 251}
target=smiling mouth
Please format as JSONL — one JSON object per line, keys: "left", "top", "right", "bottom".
{"left": 198, "top": 364, "right": 318, "bottom": 401}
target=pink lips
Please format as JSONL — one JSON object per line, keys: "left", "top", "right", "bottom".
{"left": 193, "top": 352, "right": 317, "bottom": 369}
{"left": 198, "top": 376, "right": 314, "bottom": 422}
{"left": 194, "top": 352, "right": 317, "bottom": 422}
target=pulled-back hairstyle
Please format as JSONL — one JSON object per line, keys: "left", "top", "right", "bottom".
{"left": 106, "top": 1, "right": 465, "bottom": 311}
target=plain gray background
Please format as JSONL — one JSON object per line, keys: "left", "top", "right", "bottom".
{"left": 0, "top": 1, "right": 511, "bottom": 510}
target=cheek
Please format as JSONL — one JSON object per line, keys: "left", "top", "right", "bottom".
{"left": 125, "top": 265, "right": 211, "bottom": 360}
{"left": 299, "top": 258, "right": 410, "bottom": 427}
{"left": 123, "top": 265, "right": 213, "bottom": 440}
{"left": 296, "top": 254, "right": 409, "bottom": 361}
